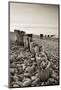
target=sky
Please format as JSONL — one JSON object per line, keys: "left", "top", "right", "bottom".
{"left": 10, "top": 2, "right": 59, "bottom": 36}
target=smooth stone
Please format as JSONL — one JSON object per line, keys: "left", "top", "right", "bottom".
{"left": 31, "top": 58, "right": 35, "bottom": 61}
{"left": 32, "top": 78, "right": 39, "bottom": 85}
{"left": 23, "top": 78, "right": 31, "bottom": 86}
{"left": 51, "top": 74, "right": 58, "bottom": 80}
{"left": 10, "top": 62, "right": 16, "bottom": 68}
{"left": 31, "top": 76, "right": 37, "bottom": 81}
{"left": 16, "top": 81, "right": 23, "bottom": 87}
{"left": 10, "top": 68, "right": 15, "bottom": 73}
{"left": 18, "top": 74, "right": 24, "bottom": 81}
{"left": 24, "top": 73, "right": 30, "bottom": 77}
{"left": 13, "top": 84, "right": 19, "bottom": 87}
{"left": 48, "top": 78, "right": 55, "bottom": 83}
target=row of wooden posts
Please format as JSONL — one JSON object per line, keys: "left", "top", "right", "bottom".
{"left": 10, "top": 30, "right": 55, "bottom": 49}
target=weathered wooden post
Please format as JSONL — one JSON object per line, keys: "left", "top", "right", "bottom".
{"left": 40, "top": 34, "right": 43, "bottom": 39}
{"left": 24, "top": 34, "right": 33, "bottom": 50}
{"left": 28, "top": 34, "right": 33, "bottom": 51}
{"left": 24, "top": 34, "right": 28, "bottom": 49}
{"left": 14, "top": 30, "right": 25, "bottom": 46}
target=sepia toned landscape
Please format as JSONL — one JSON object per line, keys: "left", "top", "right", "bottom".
{"left": 9, "top": 2, "right": 59, "bottom": 88}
